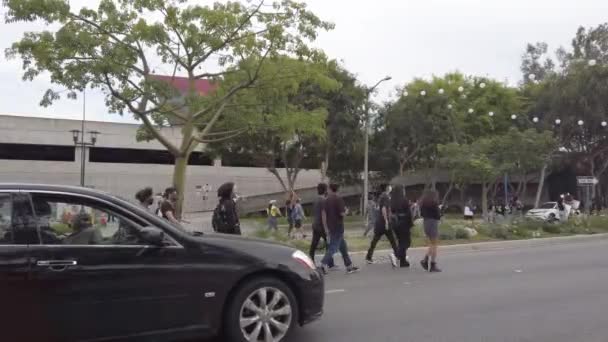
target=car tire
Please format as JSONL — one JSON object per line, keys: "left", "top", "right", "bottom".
{"left": 224, "top": 276, "right": 298, "bottom": 342}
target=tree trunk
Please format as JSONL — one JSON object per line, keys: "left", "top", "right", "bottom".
{"left": 172, "top": 155, "right": 188, "bottom": 219}
{"left": 534, "top": 163, "right": 548, "bottom": 208}
{"left": 268, "top": 168, "right": 289, "bottom": 192}
{"left": 481, "top": 182, "right": 489, "bottom": 219}
{"left": 441, "top": 182, "right": 455, "bottom": 205}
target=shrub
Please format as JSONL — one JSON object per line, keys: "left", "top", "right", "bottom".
{"left": 439, "top": 227, "right": 456, "bottom": 240}
{"left": 542, "top": 224, "right": 562, "bottom": 234}
{"left": 455, "top": 227, "right": 470, "bottom": 239}
{"left": 489, "top": 226, "right": 510, "bottom": 240}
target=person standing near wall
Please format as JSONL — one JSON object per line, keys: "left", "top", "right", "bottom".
{"left": 420, "top": 190, "right": 442, "bottom": 272}
{"left": 390, "top": 185, "right": 414, "bottom": 268}
{"left": 267, "top": 200, "right": 281, "bottom": 231}
{"left": 292, "top": 198, "right": 306, "bottom": 239}
{"left": 212, "top": 182, "right": 241, "bottom": 235}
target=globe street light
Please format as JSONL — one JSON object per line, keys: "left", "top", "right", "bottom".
{"left": 511, "top": 114, "right": 517, "bottom": 120}
{"left": 602, "top": 121, "right": 607, "bottom": 127}
{"left": 532, "top": 117, "right": 539, "bottom": 123}
{"left": 588, "top": 59, "right": 597, "bottom": 66}
{"left": 488, "top": 111, "right": 494, "bottom": 117}
{"left": 438, "top": 88, "right": 445, "bottom": 95}
{"left": 555, "top": 118, "right": 561, "bottom": 125}
{"left": 458, "top": 86, "right": 464, "bottom": 93}
{"left": 468, "top": 108, "right": 474, "bottom": 114}
{"left": 578, "top": 120, "right": 584, "bottom": 126}
{"left": 420, "top": 90, "right": 426, "bottom": 96}
{"left": 363, "top": 75, "right": 392, "bottom": 218}
{"left": 479, "top": 82, "right": 486, "bottom": 89}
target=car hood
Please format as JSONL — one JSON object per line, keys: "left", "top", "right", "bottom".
{"left": 196, "top": 233, "right": 297, "bottom": 260}
{"left": 527, "top": 209, "right": 552, "bottom": 214}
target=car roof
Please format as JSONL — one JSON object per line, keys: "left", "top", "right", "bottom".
{"left": 0, "top": 183, "right": 127, "bottom": 202}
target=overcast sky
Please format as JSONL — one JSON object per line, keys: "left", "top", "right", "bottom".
{"left": 1, "top": 0, "right": 607, "bottom": 123}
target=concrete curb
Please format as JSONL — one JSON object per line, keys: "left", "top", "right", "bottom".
{"left": 349, "top": 233, "right": 608, "bottom": 256}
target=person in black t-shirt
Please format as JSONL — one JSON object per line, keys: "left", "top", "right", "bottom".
{"left": 366, "top": 184, "right": 398, "bottom": 267}
{"left": 320, "top": 183, "right": 359, "bottom": 274}
{"left": 420, "top": 190, "right": 442, "bottom": 272}
{"left": 308, "top": 183, "right": 333, "bottom": 267}
{"left": 214, "top": 182, "right": 241, "bottom": 235}
{"left": 390, "top": 185, "right": 414, "bottom": 268}
{"left": 160, "top": 187, "right": 180, "bottom": 226}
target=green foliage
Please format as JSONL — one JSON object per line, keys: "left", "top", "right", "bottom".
{"left": 374, "top": 73, "right": 522, "bottom": 178}
{"left": 454, "top": 227, "right": 470, "bottom": 239}
{"left": 4, "top": 0, "right": 333, "bottom": 214}
{"left": 208, "top": 57, "right": 339, "bottom": 191}
{"left": 541, "top": 224, "right": 562, "bottom": 234}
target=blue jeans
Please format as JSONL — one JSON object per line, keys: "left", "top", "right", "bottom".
{"left": 321, "top": 230, "right": 352, "bottom": 267}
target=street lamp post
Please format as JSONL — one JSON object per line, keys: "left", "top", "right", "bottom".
{"left": 363, "top": 76, "right": 392, "bottom": 218}
{"left": 69, "top": 90, "right": 100, "bottom": 187}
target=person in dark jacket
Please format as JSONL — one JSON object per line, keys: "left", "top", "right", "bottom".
{"left": 309, "top": 183, "right": 332, "bottom": 267}
{"left": 390, "top": 185, "right": 414, "bottom": 268}
{"left": 215, "top": 182, "right": 241, "bottom": 235}
{"left": 420, "top": 190, "right": 442, "bottom": 272}
{"left": 366, "top": 183, "right": 399, "bottom": 267}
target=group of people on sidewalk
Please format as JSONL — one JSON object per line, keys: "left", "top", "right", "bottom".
{"left": 133, "top": 182, "right": 242, "bottom": 235}
{"left": 267, "top": 192, "right": 307, "bottom": 239}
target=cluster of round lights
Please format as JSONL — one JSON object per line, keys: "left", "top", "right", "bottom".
{"left": 400, "top": 69, "right": 607, "bottom": 128}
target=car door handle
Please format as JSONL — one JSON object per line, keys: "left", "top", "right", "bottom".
{"left": 36, "top": 260, "right": 78, "bottom": 267}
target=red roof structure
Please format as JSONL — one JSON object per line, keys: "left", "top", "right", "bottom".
{"left": 150, "top": 75, "right": 216, "bottom": 95}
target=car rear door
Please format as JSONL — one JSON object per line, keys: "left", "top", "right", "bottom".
{"left": 25, "top": 191, "right": 208, "bottom": 341}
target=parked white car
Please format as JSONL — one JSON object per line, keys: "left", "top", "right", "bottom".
{"left": 525, "top": 202, "right": 570, "bottom": 222}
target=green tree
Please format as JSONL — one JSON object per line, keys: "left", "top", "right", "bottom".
{"left": 522, "top": 24, "right": 608, "bottom": 198}
{"left": 207, "top": 58, "right": 339, "bottom": 193}
{"left": 375, "top": 73, "right": 521, "bottom": 186}
{"left": 4, "top": 0, "right": 332, "bottom": 216}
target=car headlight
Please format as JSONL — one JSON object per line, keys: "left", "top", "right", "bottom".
{"left": 292, "top": 250, "right": 316, "bottom": 270}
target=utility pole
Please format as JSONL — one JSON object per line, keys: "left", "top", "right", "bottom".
{"left": 363, "top": 76, "right": 391, "bottom": 218}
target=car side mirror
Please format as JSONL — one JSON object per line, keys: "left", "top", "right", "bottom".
{"left": 140, "top": 227, "right": 165, "bottom": 246}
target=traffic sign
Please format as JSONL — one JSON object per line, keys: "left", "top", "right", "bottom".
{"left": 577, "top": 176, "right": 598, "bottom": 185}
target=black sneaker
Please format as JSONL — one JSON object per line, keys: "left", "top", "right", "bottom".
{"left": 319, "top": 265, "right": 328, "bottom": 275}
{"left": 388, "top": 253, "right": 398, "bottom": 268}
{"left": 420, "top": 258, "right": 429, "bottom": 271}
{"left": 400, "top": 260, "right": 410, "bottom": 268}
{"left": 430, "top": 262, "right": 442, "bottom": 273}
{"left": 346, "top": 265, "right": 360, "bottom": 274}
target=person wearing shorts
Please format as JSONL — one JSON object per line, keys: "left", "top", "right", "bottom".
{"left": 420, "top": 190, "right": 442, "bottom": 272}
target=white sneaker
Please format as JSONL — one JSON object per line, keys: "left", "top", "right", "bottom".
{"left": 389, "top": 253, "right": 398, "bottom": 268}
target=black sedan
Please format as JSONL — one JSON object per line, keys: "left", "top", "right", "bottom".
{"left": 0, "top": 183, "right": 323, "bottom": 342}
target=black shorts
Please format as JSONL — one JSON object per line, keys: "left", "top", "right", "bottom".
{"left": 295, "top": 220, "right": 302, "bottom": 228}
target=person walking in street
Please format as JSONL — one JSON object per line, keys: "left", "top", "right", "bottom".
{"left": 320, "top": 183, "right": 359, "bottom": 275}
{"left": 267, "top": 200, "right": 281, "bottom": 231}
{"left": 363, "top": 194, "right": 378, "bottom": 237}
{"left": 420, "top": 190, "right": 442, "bottom": 272}
{"left": 292, "top": 198, "right": 306, "bottom": 239}
{"left": 309, "top": 183, "right": 333, "bottom": 267}
{"left": 212, "top": 182, "right": 241, "bottom": 235}
{"left": 366, "top": 184, "right": 399, "bottom": 267}
{"left": 390, "top": 185, "right": 414, "bottom": 268}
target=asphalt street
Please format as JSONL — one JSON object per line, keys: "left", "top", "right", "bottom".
{"left": 209, "top": 237, "right": 608, "bottom": 342}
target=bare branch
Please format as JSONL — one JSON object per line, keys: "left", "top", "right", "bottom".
{"left": 191, "top": 127, "right": 249, "bottom": 144}
{"left": 102, "top": 73, "right": 180, "bottom": 155}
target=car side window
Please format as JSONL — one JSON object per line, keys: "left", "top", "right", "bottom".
{"left": 0, "top": 194, "right": 13, "bottom": 244}
{"left": 0, "top": 193, "right": 40, "bottom": 245}
{"left": 30, "top": 193, "right": 152, "bottom": 246}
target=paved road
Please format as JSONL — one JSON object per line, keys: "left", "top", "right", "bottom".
{"left": 209, "top": 237, "right": 608, "bottom": 342}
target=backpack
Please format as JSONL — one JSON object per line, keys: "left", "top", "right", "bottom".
{"left": 212, "top": 203, "right": 229, "bottom": 233}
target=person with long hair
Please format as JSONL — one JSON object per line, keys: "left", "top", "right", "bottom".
{"left": 213, "top": 182, "right": 241, "bottom": 235}
{"left": 390, "top": 185, "right": 414, "bottom": 268}
{"left": 135, "top": 187, "right": 154, "bottom": 213}
{"left": 366, "top": 183, "right": 399, "bottom": 267}
{"left": 420, "top": 190, "right": 442, "bottom": 272}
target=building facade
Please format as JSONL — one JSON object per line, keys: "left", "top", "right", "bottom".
{"left": 0, "top": 115, "right": 323, "bottom": 213}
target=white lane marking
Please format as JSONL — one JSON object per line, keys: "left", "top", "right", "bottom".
{"left": 403, "top": 282, "right": 411, "bottom": 285}
{"left": 514, "top": 269, "right": 523, "bottom": 273}
{"left": 325, "top": 289, "right": 346, "bottom": 294}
